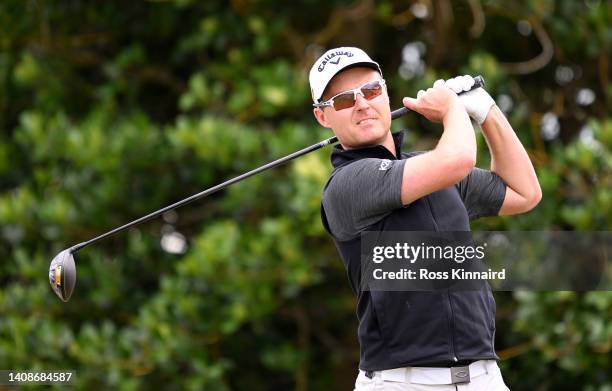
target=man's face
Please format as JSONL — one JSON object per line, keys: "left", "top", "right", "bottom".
{"left": 313, "top": 67, "right": 391, "bottom": 149}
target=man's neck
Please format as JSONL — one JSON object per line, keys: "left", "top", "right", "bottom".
{"left": 380, "top": 132, "right": 397, "bottom": 157}
{"left": 340, "top": 131, "right": 397, "bottom": 157}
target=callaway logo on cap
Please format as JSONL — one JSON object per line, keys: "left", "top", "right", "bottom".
{"left": 309, "top": 47, "right": 382, "bottom": 103}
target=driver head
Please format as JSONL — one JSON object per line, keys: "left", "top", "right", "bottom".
{"left": 49, "top": 249, "right": 76, "bottom": 302}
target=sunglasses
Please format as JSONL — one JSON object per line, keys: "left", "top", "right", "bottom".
{"left": 313, "top": 79, "right": 386, "bottom": 111}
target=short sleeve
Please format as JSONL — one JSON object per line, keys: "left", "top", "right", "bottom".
{"left": 456, "top": 167, "right": 507, "bottom": 220}
{"left": 322, "top": 158, "right": 407, "bottom": 240}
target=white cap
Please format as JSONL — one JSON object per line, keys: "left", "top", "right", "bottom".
{"left": 309, "top": 47, "right": 382, "bottom": 103}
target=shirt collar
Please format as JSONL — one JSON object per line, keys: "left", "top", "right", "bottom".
{"left": 330, "top": 131, "right": 405, "bottom": 168}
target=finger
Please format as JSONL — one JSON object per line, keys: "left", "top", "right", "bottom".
{"left": 445, "top": 77, "right": 462, "bottom": 94}
{"left": 456, "top": 76, "right": 469, "bottom": 92}
{"left": 417, "top": 90, "right": 425, "bottom": 99}
{"left": 462, "top": 75, "right": 475, "bottom": 90}
{"left": 403, "top": 97, "right": 419, "bottom": 110}
{"left": 433, "top": 79, "right": 445, "bottom": 88}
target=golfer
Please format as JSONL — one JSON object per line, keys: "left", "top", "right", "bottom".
{"left": 310, "top": 47, "right": 541, "bottom": 390}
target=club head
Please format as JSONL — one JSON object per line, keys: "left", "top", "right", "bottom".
{"left": 49, "top": 249, "right": 77, "bottom": 302}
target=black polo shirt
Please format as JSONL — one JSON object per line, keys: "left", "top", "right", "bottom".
{"left": 321, "top": 131, "right": 506, "bottom": 370}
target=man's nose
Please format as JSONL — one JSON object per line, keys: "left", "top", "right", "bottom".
{"left": 354, "top": 92, "right": 369, "bottom": 110}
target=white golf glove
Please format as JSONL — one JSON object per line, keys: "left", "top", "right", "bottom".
{"left": 434, "top": 75, "right": 495, "bottom": 125}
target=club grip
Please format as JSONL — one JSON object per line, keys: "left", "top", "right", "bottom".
{"left": 391, "top": 75, "right": 485, "bottom": 120}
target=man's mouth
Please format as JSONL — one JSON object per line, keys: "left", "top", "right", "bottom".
{"left": 356, "top": 118, "right": 376, "bottom": 125}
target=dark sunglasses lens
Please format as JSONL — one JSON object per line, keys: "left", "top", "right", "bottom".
{"left": 361, "top": 81, "right": 383, "bottom": 99}
{"left": 333, "top": 92, "right": 356, "bottom": 110}
{"left": 330, "top": 81, "right": 383, "bottom": 110}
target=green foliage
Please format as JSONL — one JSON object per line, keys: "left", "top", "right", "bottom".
{"left": 0, "top": 1, "right": 610, "bottom": 390}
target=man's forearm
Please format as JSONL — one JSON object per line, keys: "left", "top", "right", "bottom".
{"left": 400, "top": 90, "right": 477, "bottom": 205}
{"left": 480, "top": 105, "right": 541, "bottom": 205}
{"left": 438, "top": 100, "right": 477, "bottom": 164}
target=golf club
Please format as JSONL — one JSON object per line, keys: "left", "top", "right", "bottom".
{"left": 49, "top": 75, "right": 485, "bottom": 302}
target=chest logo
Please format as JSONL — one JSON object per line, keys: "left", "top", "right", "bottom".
{"left": 379, "top": 159, "right": 392, "bottom": 171}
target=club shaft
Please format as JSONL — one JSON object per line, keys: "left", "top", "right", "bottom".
{"left": 70, "top": 75, "right": 484, "bottom": 253}
{"left": 71, "top": 136, "right": 340, "bottom": 252}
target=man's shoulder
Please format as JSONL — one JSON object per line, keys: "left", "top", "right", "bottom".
{"left": 322, "top": 159, "right": 368, "bottom": 195}
{"left": 325, "top": 158, "right": 381, "bottom": 180}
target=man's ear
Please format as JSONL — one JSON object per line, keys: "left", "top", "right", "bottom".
{"left": 313, "top": 107, "right": 331, "bottom": 128}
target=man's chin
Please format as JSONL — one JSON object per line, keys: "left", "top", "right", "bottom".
{"left": 357, "top": 128, "right": 387, "bottom": 144}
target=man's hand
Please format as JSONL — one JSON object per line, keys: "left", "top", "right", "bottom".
{"left": 441, "top": 75, "right": 495, "bottom": 125}
{"left": 402, "top": 81, "right": 462, "bottom": 123}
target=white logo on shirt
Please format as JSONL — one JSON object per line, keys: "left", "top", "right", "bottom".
{"left": 379, "top": 159, "right": 392, "bottom": 171}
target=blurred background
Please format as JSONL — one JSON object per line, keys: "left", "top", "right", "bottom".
{"left": 0, "top": 0, "right": 610, "bottom": 390}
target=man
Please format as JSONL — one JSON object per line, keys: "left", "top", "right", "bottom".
{"left": 309, "top": 47, "right": 541, "bottom": 390}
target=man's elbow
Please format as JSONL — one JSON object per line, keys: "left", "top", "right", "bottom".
{"left": 431, "top": 147, "right": 476, "bottom": 183}
{"left": 500, "top": 183, "right": 542, "bottom": 216}
{"left": 454, "top": 151, "right": 477, "bottom": 180}
{"left": 522, "top": 184, "right": 543, "bottom": 212}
